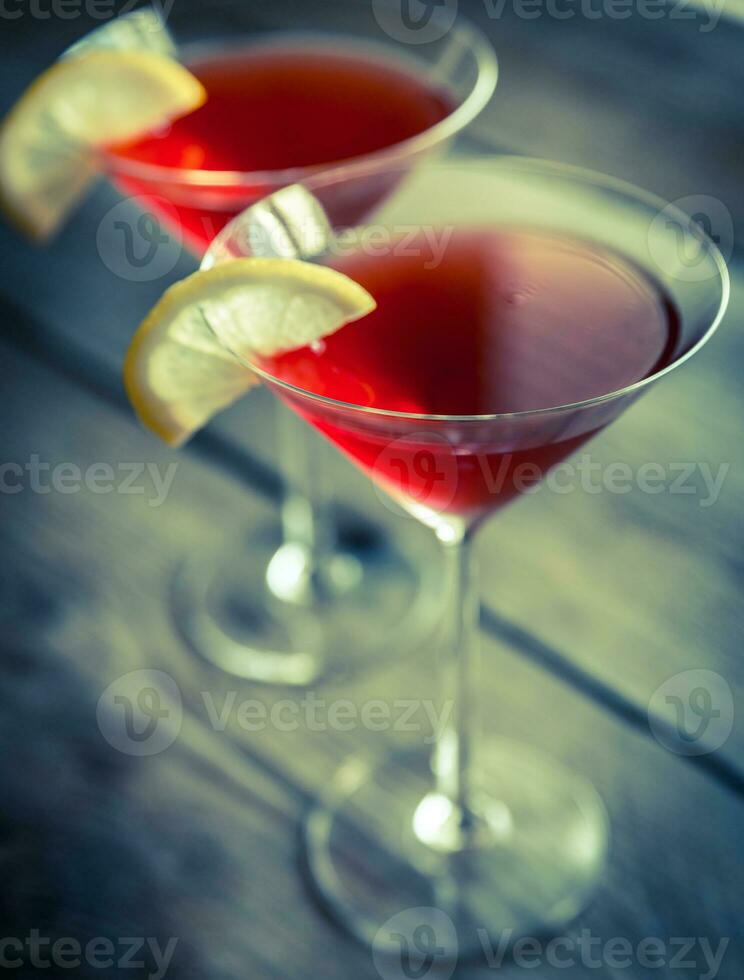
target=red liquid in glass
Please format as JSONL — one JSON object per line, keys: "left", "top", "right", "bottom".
{"left": 108, "top": 43, "right": 453, "bottom": 252}
{"left": 263, "top": 229, "right": 679, "bottom": 521}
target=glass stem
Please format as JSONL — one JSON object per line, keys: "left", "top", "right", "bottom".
{"left": 277, "top": 401, "right": 315, "bottom": 554}
{"left": 275, "top": 401, "right": 335, "bottom": 567}
{"left": 434, "top": 521, "right": 480, "bottom": 834}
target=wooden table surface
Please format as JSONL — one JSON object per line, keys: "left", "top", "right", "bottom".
{"left": 1, "top": 2, "right": 742, "bottom": 977}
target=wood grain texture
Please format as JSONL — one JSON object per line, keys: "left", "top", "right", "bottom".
{"left": 2, "top": 337, "right": 743, "bottom": 977}
{"left": 2, "top": 3, "right": 743, "bottom": 974}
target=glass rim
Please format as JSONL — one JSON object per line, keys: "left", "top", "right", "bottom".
{"left": 102, "top": 17, "right": 498, "bottom": 189}
{"left": 242, "top": 156, "right": 730, "bottom": 424}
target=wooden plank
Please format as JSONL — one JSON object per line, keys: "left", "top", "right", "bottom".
{"left": 458, "top": 0, "right": 744, "bottom": 245}
{"left": 2, "top": 338, "right": 743, "bottom": 977}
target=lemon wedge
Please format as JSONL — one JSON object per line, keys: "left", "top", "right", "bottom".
{"left": 124, "top": 258, "right": 376, "bottom": 446}
{"left": 0, "top": 49, "right": 205, "bottom": 239}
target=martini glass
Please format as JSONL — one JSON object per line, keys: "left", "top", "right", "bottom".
{"left": 233, "top": 158, "right": 728, "bottom": 953}
{"left": 101, "top": 0, "right": 498, "bottom": 685}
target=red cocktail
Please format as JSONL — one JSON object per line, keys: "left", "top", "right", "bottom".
{"left": 103, "top": 2, "right": 498, "bottom": 687}
{"left": 264, "top": 227, "right": 679, "bottom": 523}
{"left": 236, "top": 159, "right": 728, "bottom": 952}
{"left": 109, "top": 42, "right": 455, "bottom": 250}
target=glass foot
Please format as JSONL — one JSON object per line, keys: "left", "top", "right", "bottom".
{"left": 171, "top": 516, "right": 441, "bottom": 686}
{"left": 304, "top": 740, "right": 609, "bottom": 960}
